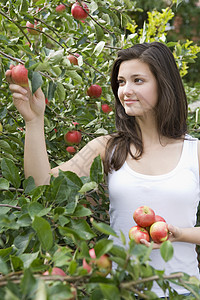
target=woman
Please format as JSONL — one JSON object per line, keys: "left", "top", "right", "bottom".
{"left": 6, "top": 42, "right": 200, "bottom": 297}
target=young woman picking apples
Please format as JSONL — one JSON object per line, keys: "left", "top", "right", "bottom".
{"left": 6, "top": 42, "right": 200, "bottom": 297}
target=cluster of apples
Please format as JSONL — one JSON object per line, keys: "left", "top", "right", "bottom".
{"left": 129, "top": 205, "right": 169, "bottom": 244}
{"left": 56, "top": 1, "right": 89, "bottom": 20}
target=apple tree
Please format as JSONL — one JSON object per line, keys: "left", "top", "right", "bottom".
{"left": 0, "top": 0, "right": 200, "bottom": 298}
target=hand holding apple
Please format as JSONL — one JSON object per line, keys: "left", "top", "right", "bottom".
{"left": 6, "top": 66, "right": 46, "bottom": 123}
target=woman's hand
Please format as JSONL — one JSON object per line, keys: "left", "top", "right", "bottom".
{"left": 140, "top": 224, "right": 182, "bottom": 249}
{"left": 6, "top": 68, "right": 46, "bottom": 123}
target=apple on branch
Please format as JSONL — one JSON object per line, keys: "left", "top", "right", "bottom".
{"left": 43, "top": 266, "right": 66, "bottom": 276}
{"left": 11, "top": 65, "right": 29, "bottom": 87}
{"left": 26, "top": 21, "right": 41, "bottom": 35}
{"left": 102, "top": 104, "right": 112, "bottom": 113}
{"left": 71, "top": 1, "right": 89, "bottom": 20}
{"left": 67, "top": 53, "right": 80, "bottom": 65}
{"left": 66, "top": 146, "right": 76, "bottom": 154}
{"left": 133, "top": 205, "right": 155, "bottom": 227}
{"left": 64, "top": 130, "right": 82, "bottom": 145}
{"left": 87, "top": 84, "right": 102, "bottom": 98}
{"left": 129, "top": 225, "right": 150, "bottom": 244}
{"left": 56, "top": 4, "right": 66, "bottom": 13}
{"left": 82, "top": 248, "right": 112, "bottom": 277}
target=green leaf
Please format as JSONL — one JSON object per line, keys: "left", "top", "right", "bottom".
{"left": 93, "top": 41, "right": 105, "bottom": 57}
{"left": 90, "top": 155, "right": 104, "bottom": 183}
{"left": 94, "top": 24, "right": 104, "bottom": 42}
{"left": 23, "top": 176, "right": 36, "bottom": 194}
{"left": 32, "top": 216, "right": 53, "bottom": 251}
{"left": 99, "top": 284, "right": 120, "bottom": 300}
{"left": 20, "top": 268, "right": 36, "bottom": 297}
{"left": 19, "top": 252, "right": 39, "bottom": 268}
{"left": 30, "top": 71, "right": 43, "bottom": 94}
{"left": 19, "top": 0, "right": 28, "bottom": 12}
{"left": 160, "top": 240, "right": 174, "bottom": 262}
{"left": 0, "top": 178, "right": 9, "bottom": 190}
{"left": 10, "top": 256, "right": 23, "bottom": 271}
{"left": 0, "top": 257, "right": 8, "bottom": 274}
{"left": 28, "top": 202, "right": 51, "bottom": 219}
{"left": 94, "top": 239, "right": 113, "bottom": 258}
{"left": 56, "top": 82, "right": 66, "bottom": 101}
{"left": 79, "top": 181, "right": 98, "bottom": 193}
{"left": 67, "top": 70, "right": 82, "bottom": 83}
{"left": 1, "top": 158, "right": 21, "bottom": 189}
{"left": 59, "top": 219, "right": 96, "bottom": 240}
{"left": 34, "top": 280, "right": 47, "bottom": 300}
{"left": 92, "top": 219, "right": 118, "bottom": 237}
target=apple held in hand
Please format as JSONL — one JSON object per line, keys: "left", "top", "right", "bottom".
{"left": 150, "top": 221, "right": 169, "bottom": 243}
{"left": 71, "top": 2, "right": 89, "bottom": 20}
{"left": 64, "top": 130, "right": 82, "bottom": 145}
{"left": 133, "top": 205, "right": 155, "bottom": 227}
{"left": 11, "top": 65, "right": 29, "bottom": 87}
{"left": 129, "top": 225, "right": 150, "bottom": 244}
{"left": 155, "top": 215, "right": 166, "bottom": 223}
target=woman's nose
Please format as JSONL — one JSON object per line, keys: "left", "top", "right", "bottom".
{"left": 123, "top": 82, "right": 134, "bottom": 96}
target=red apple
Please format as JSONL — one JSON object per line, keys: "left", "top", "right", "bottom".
{"left": 26, "top": 21, "right": 41, "bottom": 35}
{"left": 45, "top": 97, "right": 49, "bottom": 105}
{"left": 66, "top": 146, "right": 76, "bottom": 154}
{"left": 102, "top": 104, "right": 112, "bottom": 113}
{"left": 56, "top": 4, "right": 66, "bottom": 13}
{"left": 67, "top": 53, "right": 80, "bottom": 65}
{"left": 11, "top": 65, "right": 28, "bottom": 87}
{"left": 72, "top": 121, "right": 79, "bottom": 126}
{"left": 64, "top": 130, "right": 82, "bottom": 145}
{"left": 95, "top": 254, "right": 112, "bottom": 277}
{"left": 71, "top": 2, "right": 89, "bottom": 20}
{"left": 43, "top": 267, "right": 66, "bottom": 276}
{"left": 133, "top": 205, "right": 155, "bottom": 227}
{"left": 87, "top": 84, "right": 102, "bottom": 98}
{"left": 83, "top": 248, "right": 112, "bottom": 277}
{"left": 150, "top": 221, "right": 169, "bottom": 243}
{"left": 129, "top": 225, "right": 150, "bottom": 244}
{"left": 155, "top": 215, "right": 166, "bottom": 223}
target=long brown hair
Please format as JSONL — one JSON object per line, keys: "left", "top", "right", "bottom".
{"left": 104, "top": 42, "right": 188, "bottom": 174}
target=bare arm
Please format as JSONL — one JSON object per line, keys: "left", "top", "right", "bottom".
{"left": 6, "top": 69, "right": 109, "bottom": 185}
{"left": 51, "top": 135, "right": 109, "bottom": 178}
{"left": 141, "top": 224, "right": 200, "bottom": 248}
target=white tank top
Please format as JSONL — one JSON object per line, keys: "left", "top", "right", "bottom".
{"left": 108, "top": 136, "right": 200, "bottom": 297}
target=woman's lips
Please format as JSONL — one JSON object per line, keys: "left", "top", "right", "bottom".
{"left": 124, "top": 99, "right": 138, "bottom": 104}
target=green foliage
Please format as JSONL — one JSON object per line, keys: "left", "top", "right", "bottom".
{"left": 0, "top": 0, "right": 200, "bottom": 298}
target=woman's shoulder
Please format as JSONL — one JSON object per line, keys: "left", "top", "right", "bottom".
{"left": 88, "top": 135, "right": 111, "bottom": 160}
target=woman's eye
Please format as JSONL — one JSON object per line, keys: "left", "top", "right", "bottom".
{"left": 135, "top": 78, "right": 143, "bottom": 83}
{"left": 117, "top": 79, "right": 125, "bottom": 86}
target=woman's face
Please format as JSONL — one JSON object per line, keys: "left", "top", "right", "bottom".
{"left": 117, "top": 59, "right": 158, "bottom": 119}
